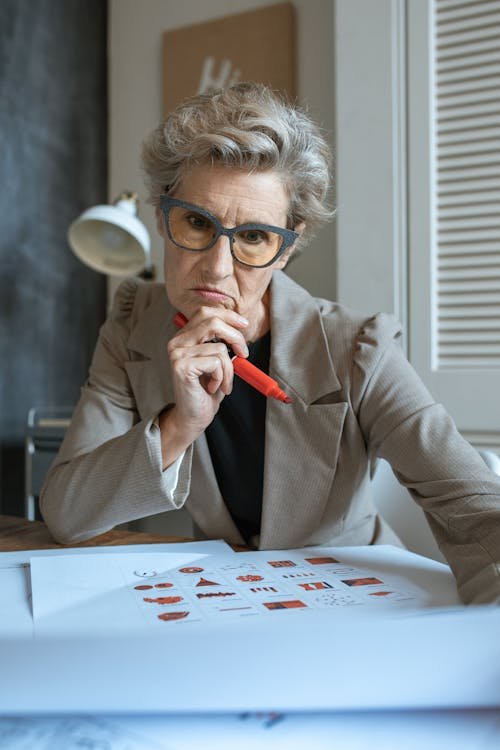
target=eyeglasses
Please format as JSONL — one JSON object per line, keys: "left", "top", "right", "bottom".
{"left": 160, "top": 196, "right": 299, "bottom": 268}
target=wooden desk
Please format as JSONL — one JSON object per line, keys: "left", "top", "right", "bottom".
{"left": 0, "top": 514, "right": 189, "bottom": 552}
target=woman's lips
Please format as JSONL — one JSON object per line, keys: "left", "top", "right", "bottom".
{"left": 193, "top": 288, "right": 232, "bottom": 304}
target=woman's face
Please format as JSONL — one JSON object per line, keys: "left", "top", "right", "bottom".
{"left": 157, "top": 163, "right": 301, "bottom": 341}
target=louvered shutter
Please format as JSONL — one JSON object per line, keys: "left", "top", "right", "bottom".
{"left": 435, "top": 0, "right": 500, "bottom": 368}
{"left": 408, "top": 0, "right": 500, "bottom": 452}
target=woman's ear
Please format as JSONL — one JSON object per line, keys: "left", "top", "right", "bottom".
{"left": 275, "top": 222, "right": 306, "bottom": 269}
{"left": 293, "top": 221, "right": 306, "bottom": 237}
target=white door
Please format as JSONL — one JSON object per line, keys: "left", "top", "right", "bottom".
{"left": 408, "top": 0, "right": 500, "bottom": 453}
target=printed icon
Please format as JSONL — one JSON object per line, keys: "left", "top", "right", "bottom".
{"left": 134, "top": 569, "right": 157, "bottom": 577}
{"left": 267, "top": 560, "right": 296, "bottom": 568}
{"left": 341, "top": 577, "right": 384, "bottom": 587}
{"left": 298, "top": 581, "right": 333, "bottom": 591}
{"left": 250, "top": 586, "right": 277, "bottom": 593}
{"left": 237, "top": 574, "right": 264, "bottom": 582}
{"left": 179, "top": 566, "right": 204, "bottom": 574}
{"left": 134, "top": 584, "right": 153, "bottom": 591}
{"left": 305, "top": 557, "right": 340, "bottom": 565}
{"left": 263, "top": 600, "right": 307, "bottom": 610}
{"left": 197, "top": 591, "right": 236, "bottom": 599}
{"left": 315, "top": 591, "right": 360, "bottom": 607}
{"left": 196, "top": 577, "right": 220, "bottom": 587}
{"left": 157, "top": 611, "right": 189, "bottom": 622}
{"left": 155, "top": 582, "right": 174, "bottom": 589}
{"left": 143, "top": 596, "right": 183, "bottom": 605}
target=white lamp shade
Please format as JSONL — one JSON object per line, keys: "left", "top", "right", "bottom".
{"left": 68, "top": 197, "right": 151, "bottom": 276}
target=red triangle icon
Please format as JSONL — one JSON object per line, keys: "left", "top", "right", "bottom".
{"left": 196, "top": 577, "right": 219, "bottom": 587}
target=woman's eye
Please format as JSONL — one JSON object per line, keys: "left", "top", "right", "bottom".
{"left": 241, "top": 229, "right": 267, "bottom": 244}
{"left": 187, "top": 213, "right": 210, "bottom": 230}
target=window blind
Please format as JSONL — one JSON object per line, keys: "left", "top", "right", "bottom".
{"left": 435, "top": 0, "right": 500, "bottom": 368}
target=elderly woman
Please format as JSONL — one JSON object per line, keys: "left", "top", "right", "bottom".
{"left": 40, "top": 82, "right": 500, "bottom": 604}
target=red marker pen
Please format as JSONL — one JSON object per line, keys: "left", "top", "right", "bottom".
{"left": 173, "top": 312, "right": 292, "bottom": 404}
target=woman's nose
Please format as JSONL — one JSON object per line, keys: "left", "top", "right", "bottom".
{"left": 202, "top": 234, "right": 234, "bottom": 277}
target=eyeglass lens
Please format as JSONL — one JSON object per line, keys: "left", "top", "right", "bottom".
{"left": 168, "top": 206, "right": 285, "bottom": 266}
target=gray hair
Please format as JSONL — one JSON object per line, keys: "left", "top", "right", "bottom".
{"left": 141, "top": 82, "right": 334, "bottom": 249}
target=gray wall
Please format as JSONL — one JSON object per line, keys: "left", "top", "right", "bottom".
{"left": 0, "top": 0, "right": 108, "bottom": 514}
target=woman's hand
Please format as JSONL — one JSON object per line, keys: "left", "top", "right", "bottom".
{"left": 159, "top": 307, "right": 249, "bottom": 468}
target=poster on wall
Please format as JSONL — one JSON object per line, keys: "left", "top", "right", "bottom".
{"left": 162, "top": 2, "right": 295, "bottom": 116}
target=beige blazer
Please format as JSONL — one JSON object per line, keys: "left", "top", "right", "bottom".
{"left": 40, "top": 271, "right": 500, "bottom": 603}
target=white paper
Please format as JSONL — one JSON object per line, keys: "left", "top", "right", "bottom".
{"left": 202, "top": 544, "right": 460, "bottom": 613}
{"left": 0, "top": 540, "right": 232, "bottom": 638}
{"left": 30, "top": 549, "right": 228, "bottom": 632}
{"left": 29, "top": 545, "right": 461, "bottom": 636}
{"left": 0, "top": 567, "right": 33, "bottom": 638}
{"left": 116, "top": 709, "right": 500, "bottom": 750}
{"left": 2, "top": 605, "right": 500, "bottom": 714}
{"left": 0, "top": 715, "right": 165, "bottom": 749}
{"left": 0, "top": 710, "right": 500, "bottom": 749}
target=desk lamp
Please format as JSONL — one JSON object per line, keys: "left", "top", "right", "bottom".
{"left": 68, "top": 191, "right": 154, "bottom": 278}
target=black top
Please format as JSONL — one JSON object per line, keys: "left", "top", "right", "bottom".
{"left": 205, "top": 333, "right": 270, "bottom": 543}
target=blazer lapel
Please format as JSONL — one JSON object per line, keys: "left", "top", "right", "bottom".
{"left": 260, "top": 272, "right": 348, "bottom": 549}
{"left": 124, "top": 289, "right": 176, "bottom": 419}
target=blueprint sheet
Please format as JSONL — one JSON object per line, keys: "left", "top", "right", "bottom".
{"left": 1, "top": 710, "right": 500, "bottom": 749}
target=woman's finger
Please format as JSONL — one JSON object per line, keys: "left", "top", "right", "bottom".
{"left": 176, "top": 307, "right": 249, "bottom": 358}
{"left": 170, "top": 348, "right": 234, "bottom": 396}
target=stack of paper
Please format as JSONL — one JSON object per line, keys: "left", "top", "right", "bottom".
{"left": 1, "top": 543, "right": 500, "bottom": 718}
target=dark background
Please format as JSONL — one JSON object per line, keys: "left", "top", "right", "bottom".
{"left": 0, "top": 0, "right": 108, "bottom": 515}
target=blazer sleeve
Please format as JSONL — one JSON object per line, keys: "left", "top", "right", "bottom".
{"left": 352, "top": 313, "right": 500, "bottom": 604}
{"left": 39, "top": 280, "right": 192, "bottom": 544}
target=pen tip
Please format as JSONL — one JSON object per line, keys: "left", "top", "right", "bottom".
{"left": 283, "top": 395, "right": 293, "bottom": 404}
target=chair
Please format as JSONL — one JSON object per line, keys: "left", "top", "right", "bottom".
{"left": 477, "top": 449, "right": 500, "bottom": 476}
{"left": 25, "top": 407, "right": 72, "bottom": 520}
